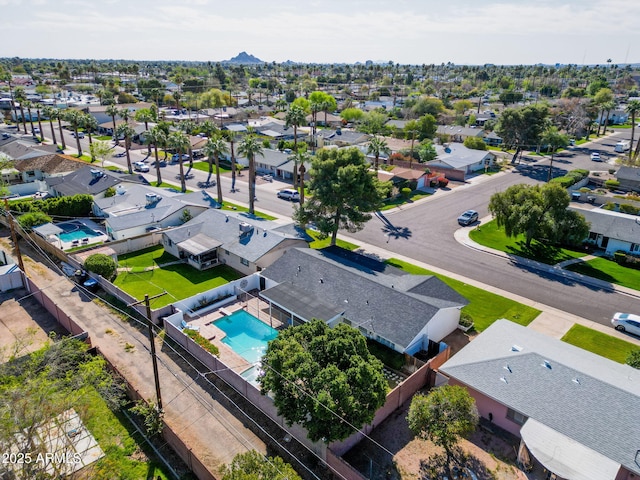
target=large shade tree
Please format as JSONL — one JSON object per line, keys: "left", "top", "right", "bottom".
{"left": 488, "top": 183, "right": 590, "bottom": 248}
{"left": 407, "top": 385, "right": 479, "bottom": 472}
{"left": 294, "top": 147, "right": 388, "bottom": 246}
{"left": 496, "top": 104, "right": 549, "bottom": 163}
{"left": 221, "top": 450, "right": 301, "bottom": 480}
{"left": 238, "top": 134, "right": 264, "bottom": 215}
{"left": 260, "top": 319, "right": 387, "bottom": 443}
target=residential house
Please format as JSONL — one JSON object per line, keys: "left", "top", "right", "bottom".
{"left": 306, "top": 112, "right": 342, "bottom": 128}
{"left": 317, "top": 129, "right": 370, "bottom": 148}
{"left": 427, "top": 144, "right": 496, "bottom": 178}
{"left": 483, "top": 131, "right": 503, "bottom": 147}
{"left": 597, "top": 108, "right": 629, "bottom": 125}
{"left": 93, "top": 185, "right": 209, "bottom": 240}
{"left": 45, "top": 166, "right": 148, "bottom": 199}
{"left": 259, "top": 247, "right": 468, "bottom": 354}
{"left": 616, "top": 166, "right": 640, "bottom": 192}
{"left": 436, "top": 125, "right": 486, "bottom": 143}
{"left": 574, "top": 207, "right": 640, "bottom": 255}
{"left": 235, "top": 148, "right": 290, "bottom": 177}
{"left": 12, "top": 153, "right": 86, "bottom": 184}
{"left": 439, "top": 320, "right": 640, "bottom": 480}
{"left": 162, "top": 209, "right": 310, "bottom": 274}
{"left": 83, "top": 102, "right": 155, "bottom": 128}
{"left": 0, "top": 135, "right": 58, "bottom": 160}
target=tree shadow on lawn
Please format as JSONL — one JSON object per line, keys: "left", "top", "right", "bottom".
{"left": 419, "top": 446, "right": 494, "bottom": 480}
{"left": 505, "top": 240, "right": 573, "bottom": 265}
{"left": 566, "top": 261, "right": 617, "bottom": 284}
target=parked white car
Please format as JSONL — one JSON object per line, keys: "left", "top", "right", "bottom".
{"left": 611, "top": 312, "right": 640, "bottom": 337}
{"left": 133, "top": 161, "right": 149, "bottom": 172}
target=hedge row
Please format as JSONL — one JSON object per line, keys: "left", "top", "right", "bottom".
{"left": 550, "top": 169, "right": 589, "bottom": 188}
{"left": 614, "top": 251, "right": 640, "bottom": 270}
{"left": 10, "top": 194, "right": 93, "bottom": 218}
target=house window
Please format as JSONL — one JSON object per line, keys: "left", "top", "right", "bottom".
{"left": 225, "top": 249, "right": 229, "bottom": 255}
{"left": 631, "top": 243, "right": 639, "bottom": 253}
{"left": 588, "top": 232, "right": 598, "bottom": 241}
{"left": 506, "top": 408, "right": 527, "bottom": 426}
{"left": 240, "top": 258, "right": 249, "bottom": 266}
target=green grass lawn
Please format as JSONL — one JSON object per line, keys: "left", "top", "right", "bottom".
{"left": 386, "top": 258, "right": 541, "bottom": 332}
{"left": 114, "top": 248, "right": 242, "bottom": 307}
{"left": 561, "top": 324, "right": 638, "bottom": 364}
{"left": 380, "top": 191, "right": 431, "bottom": 211}
{"left": 306, "top": 229, "right": 360, "bottom": 251}
{"left": 469, "top": 219, "right": 587, "bottom": 265}
{"left": 77, "top": 388, "right": 175, "bottom": 479}
{"left": 566, "top": 257, "right": 640, "bottom": 291}
{"left": 190, "top": 161, "right": 232, "bottom": 174}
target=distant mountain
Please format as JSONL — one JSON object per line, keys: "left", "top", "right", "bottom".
{"left": 223, "top": 52, "right": 263, "bottom": 64}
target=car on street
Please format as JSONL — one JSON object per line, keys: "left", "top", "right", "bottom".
{"left": 277, "top": 189, "right": 300, "bottom": 202}
{"left": 71, "top": 131, "right": 85, "bottom": 139}
{"left": 457, "top": 210, "right": 479, "bottom": 226}
{"left": 133, "top": 161, "right": 149, "bottom": 172}
{"left": 171, "top": 153, "right": 190, "bottom": 162}
{"left": 590, "top": 152, "right": 602, "bottom": 162}
{"left": 33, "top": 127, "right": 40, "bottom": 134}
{"left": 611, "top": 312, "right": 640, "bottom": 337}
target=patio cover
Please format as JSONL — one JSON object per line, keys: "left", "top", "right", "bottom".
{"left": 178, "top": 233, "right": 222, "bottom": 255}
{"left": 520, "top": 419, "right": 621, "bottom": 480}
{"left": 260, "top": 282, "right": 343, "bottom": 322}
{"left": 33, "top": 223, "right": 63, "bottom": 237}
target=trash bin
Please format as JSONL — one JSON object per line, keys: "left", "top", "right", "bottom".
{"left": 587, "top": 196, "right": 595, "bottom": 204}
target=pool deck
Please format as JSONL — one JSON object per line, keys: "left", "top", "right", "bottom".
{"left": 183, "top": 298, "right": 287, "bottom": 377}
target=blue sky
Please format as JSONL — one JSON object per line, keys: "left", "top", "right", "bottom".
{"left": 2, "top": 0, "right": 639, "bottom": 65}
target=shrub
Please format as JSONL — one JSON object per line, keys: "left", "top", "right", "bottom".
{"left": 459, "top": 312, "right": 474, "bottom": 327}
{"left": 604, "top": 179, "right": 620, "bottom": 190}
{"left": 17, "top": 211, "right": 51, "bottom": 231}
{"left": 438, "top": 177, "right": 449, "bottom": 188}
{"left": 579, "top": 187, "right": 591, "bottom": 193}
{"left": 571, "top": 169, "right": 589, "bottom": 179}
{"left": 84, "top": 253, "right": 117, "bottom": 280}
{"left": 619, "top": 204, "right": 640, "bottom": 215}
{"left": 614, "top": 251, "right": 627, "bottom": 264}
{"left": 184, "top": 329, "right": 219, "bottom": 356}
{"left": 550, "top": 176, "right": 574, "bottom": 188}
{"left": 400, "top": 187, "right": 412, "bottom": 199}
{"left": 603, "top": 203, "right": 616, "bottom": 211}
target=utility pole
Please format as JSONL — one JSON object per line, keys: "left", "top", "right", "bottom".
{"left": 128, "top": 292, "right": 166, "bottom": 410}
{"left": 3, "top": 198, "right": 25, "bottom": 272}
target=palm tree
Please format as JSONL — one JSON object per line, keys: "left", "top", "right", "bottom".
{"left": 116, "top": 123, "right": 136, "bottom": 174}
{"left": 134, "top": 108, "right": 154, "bottom": 156}
{"left": 367, "top": 136, "right": 391, "bottom": 170}
{"left": 198, "top": 120, "right": 218, "bottom": 139}
{"left": 13, "top": 87, "right": 28, "bottom": 134}
{"left": 35, "top": 107, "right": 45, "bottom": 142}
{"left": 24, "top": 101, "right": 37, "bottom": 137}
{"left": 625, "top": 100, "right": 640, "bottom": 162}
{"left": 285, "top": 104, "right": 307, "bottom": 158}
{"left": 83, "top": 114, "right": 98, "bottom": 160}
{"left": 105, "top": 104, "right": 120, "bottom": 144}
{"left": 146, "top": 126, "right": 166, "bottom": 186}
{"left": 42, "top": 106, "right": 58, "bottom": 145}
{"left": 599, "top": 100, "right": 615, "bottom": 136}
{"left": 238, "top": 134, "right": 264, "bottom": 215}
{"left": 2, "top": 72, "right": 21, "bottom": 133}
{"left": 290, "top": 150, "right": 309, "bottom": 197}
{"left": 168, "top": 131, "right": 190, "bottom": 193}
{"left": 202, "top": 135, "right": 229, "bottom": 204}
{"left": 178, "top": 120, "right": 197, "bottom": 175}
{"left": 223, "top": 131, "right": 238, "bottom": 192}
{"left": 64, "top": 109, "right": 84, "bottom": 156}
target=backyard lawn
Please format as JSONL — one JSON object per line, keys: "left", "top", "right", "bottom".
{"left": 386, "top": 258, "right": 540, "bottom": 332}
{"left": 561, "top": 324, "right": 639, "bottom": 364}
{"left": 566, "top": 257, "right": 640, "bottom": 291}
{"left": 469, "top": 219, "right": 588, "bottom": 265}
{"left": 115, "top": 246, "right": 242, "bottom": 307}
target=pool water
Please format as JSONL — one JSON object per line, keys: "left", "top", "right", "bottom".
{"left": 213, "top": 310, "right": 278, "bottom": 364}
{"left": 58, "top": 222, "right": 101, "bottom": 242}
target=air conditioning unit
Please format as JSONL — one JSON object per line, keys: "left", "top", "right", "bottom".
{"left": 239, "top": 222, "right": 253, "bottom": 234}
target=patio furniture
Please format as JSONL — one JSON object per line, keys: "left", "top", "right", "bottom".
{"left": 180, "top": 320, "right": 200, "bottom": 332}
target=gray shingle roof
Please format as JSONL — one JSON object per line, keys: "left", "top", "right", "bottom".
{"left": 163, "top": 209, "right": 306, "bottom": 263}
{"left": 440, "top": 320, "right": 640, "bottom": 476}
{"left": 260, "top": 248, "right": 467, "bottom": 350}
{"left": 572, "top": 207, "right": 640, "bottom": 244}
{"left": 45, "top": 166, "right": 123, "bottom": 196}
{"left": 616, "top": 166, "right": 640, "bottom": 182}
{"left": 430, "top": 144, "right": 493, "bottom": 169}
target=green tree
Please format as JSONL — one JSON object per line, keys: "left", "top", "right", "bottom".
{"left": 82, "top": 114, "right": 98, "bottom": 156}
{"left": 221, "top": 450, "right": 302, "bottom": 480}
{"left": 116, "top": 123, "right": 135, "bottom": 174}
{"left": 404, "top": 119, "right": 420, "bottom": 157}
{"left": 359, "top": 110, "right": 388, "bottom": 135}
{"left": 453, "top": 99, "right": 474, "bottom": 115}
{"left": 105, "top": 103, "right": 120, "bottom": 145}
{"left": 625, "top": 100, "right": 640, "bottom": 162}
{"left": 64, "top": 109, "right": 84, "bottom": 156}
{"left": 84, "top": 253, "right": 117, "bottom": 279}
{"left": 496, "top": 105, "right": 549, "bottom": 163}
{"left": 340, "top": 107, "right": 364, "bottom": 124}
{"left": 260, "top": 319, "right": 387, "bottom": 443}
{"left": 202, "top": 135, "right": 229, "bottom": 204}
{"left": 134, "top": 108, "right": 154, "bottom": 155}
{"left": 417, "top": 141, "right": 437, "bottom": 162}
{"left": 409, "top": 96, "right": 444, "bottom": 118}
{"left": 284, "top": 104, "right": 307, "bottom": 153}
{"left": 89, "top": 140, "right": 111, "bottom": 166}
{"left": 146, "top": 126, "right": 166, "bottom": 185}
{"left": 168, "top": 131, "right": 190, "bottom": 193}
{"left": 594, "top": 88, "right": 614, "bottom": 136}
{"left": 463, "top": 136, "right": 488, "bottom": 151}
{"left": 626, "top": 350, "right": 640, "bottom": 369}
{"left": 367, "top": 136, "right": 391, "bottom": 170}
{"left": 13, "top": 86, "right": 28, "bottom": 134}
{"left": 488, "top": 183, "right": 591, "bottom": 248}
{"left": 238, "top": 134, "right": 264, "bottom": 215}
{"left": 41, "top": 105, "right": 58, "bottom": 145}
{"left": 17, "top": 211, "right": 51, "bottom": 231}
{"left": 415, "top": 114, "right": 437, "bottom": 141}
{"left": 541, "top": 126, "right": 570, "bottom": 181}
{"left": 407, "top": 385, "right": 479, "bottom": 471}
{"left": 294, "top": 147, "right": 386, "bottom": 246}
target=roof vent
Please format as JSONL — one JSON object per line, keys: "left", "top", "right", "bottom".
{"left": 116, "top": 185, "right": 126, "bottom": 195}
{"left": 541, "top": 360, "right": 552, "bottom": 370}
{"left": 239, "top": 222, "right": 253, "bottom": 234}
{"left": 90, "top": 169, "right": 103, "bottom": 179}
{"left": 504, "top": 364, "right": 512, "bottom": 373}
{"left": 572, "top": 377, "right": 581, "bottom": 385}
{"left": 500, "top": 376, "right": 508, "bottom": 384}
{"left": 145, "top": 193, "right": 159, "bottom": 205}
{"left": 511, "top": 345, "right": 522, "bottom": 352}
{"left": 225, "top": 215, "right": 229, "bottom": 222}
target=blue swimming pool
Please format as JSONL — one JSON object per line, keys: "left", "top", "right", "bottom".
{"left": 57, "top": 221, "right": 102, "bottom": 242}
{"left": 213, "top": 310, "right": 278, "bottom": 364}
